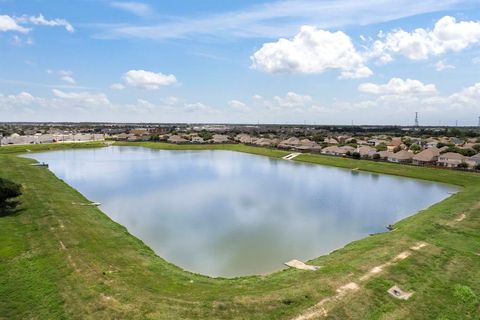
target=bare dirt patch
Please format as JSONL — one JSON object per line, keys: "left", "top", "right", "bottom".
{"left": 292, "top": 242, "right": 429, "bottom": 319}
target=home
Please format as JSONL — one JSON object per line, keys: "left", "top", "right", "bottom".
{"left": 356, "top": 146, "right": 376, "bottom": 158}
{"left": 386, "top": 138, "right": 403, "bottom": 152}
{"left": 191, "top": 136, "right": 205, "bottom": 144}
{"left": 294, "top": 139, "right": 321, "bottom": 152}
{"left": 377, "top": 151, "right": 393, "bottom": 160}
{"left": 412, "top": 148, "right": 440, "bottom": 165}
{"left": 278, "top": 137, "right": 301, "bottom": 149}
{"left": 437, "top": 152, "right": 466, "bottom": 168}
{"left": 321, "top": 146, "right": 351, "bottom": 156}
{"left": 211, "top": 134, "right": 230, "bottom": 144}
{"left": 235, "top": 134, "right": 255, "bottom": 144}
{"left": 253, "top": 138, "right": 275, "bottom": 147}
{"left": 336, "top": 135, "right": 351, "bottom": 143}
{"left": 425, "top": 139, "right": 439, "bottom": 149}
{"left": 168, "top": 135, "right": 188, "bottom": 144}
{"left": 450, "top": 137, "right": 465, "bottom": 146}
{"left": 466, "top": 153, "right": 480, "bottom": 168}
{"left": 388, "top": 150, "right": 413, "bottom": 163}
{"left": 324, "top": 137, "right": 338, "bottom": 145}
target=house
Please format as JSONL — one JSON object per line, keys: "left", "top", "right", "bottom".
{"left": 412, "top": 148, "right": 440, "bottom": 165}
{"left": 191, "top": 136, "right": 205, "bottom": 143}
{"left": 356, "top": 146, "right": 376, "bottom": 158}
{"left": 438, "top": 146, "right": 449, "bottom": 153}
{"left": 168, "top": 135, "right": 188, "bottom": 144}
{"left": 437, "top": 152, "right": 466, "bottom": 168}
{"left": 450, "top": 137, "right": 464, "bottom": 146}
{"left": 466, "top": 153, "right": 480, "bottom": 168}
{"left": 211, "top": 134, "right": 230, "bottom": 143}
{"left": 386, "top": 138, "right": 403, "bottom": 152}
{"left": 253, "top": 138, "right": 275, "bottom": 147}
{"left": 377, "top": 151, "right": 393, "bottom": 160}
{"left": 388, "top": 150, "right": 413, "bottom": 163}
{"left": 235, "top": 134, "right": 255, "bottom": 144}
{"left": 336, "top": 135, "right": 351, "bottom": 143}
{"left": 324, "top": 137, "right": 338, "bottom": 145}
{"left": 321, "top": 146, "right": 351, "bottom": 156}
{"left": 278, "top": 137, "right": 302, "bottom": 149}
{"left": 425, "top": 139, "right": 439, "bottom": 149}
{"left": 294, "top": 139, "right": 322, "bottom": 152}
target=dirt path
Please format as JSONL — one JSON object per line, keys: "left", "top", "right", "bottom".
{"left": 291, "top": 242, "right": 428, "bottom": 320}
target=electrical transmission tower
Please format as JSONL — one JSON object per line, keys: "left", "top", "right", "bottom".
{"left": 414, "top": 112, "right": 419, "bottom": 127}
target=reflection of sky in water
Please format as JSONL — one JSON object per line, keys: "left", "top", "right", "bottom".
{"left": 24, "top": 147, "right": 458, "bottom": 277}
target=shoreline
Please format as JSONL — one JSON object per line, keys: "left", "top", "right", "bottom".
{"left": 1, "top": 141, "right": 479, "bottom": 319}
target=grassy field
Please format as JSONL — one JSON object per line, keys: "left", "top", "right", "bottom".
{"left": 0, "top": 141, "right": 479, "bottom": 319}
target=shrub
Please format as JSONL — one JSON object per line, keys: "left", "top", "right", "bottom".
{"left": 372, "top": 153, "right": 381, "bottom": 160}
{"left": 410, "top": 144, "right": 421, "bottom": 153}
{"left": 0, "top": 178, "right": 22, "bottom": 209}
{"left": 453, "top": 284, "right": 478, "bottom": 309}
{"left": 351, "top": 152, "right": 361, "bottom": 159}
{"left": 375, "top": 143, "right": 387, "bottom": 151}
{"left": 475, "top": 164, "right": 480, "bottom": 171}
{"left": 457, "top": 162, "right": 469, "bottom": 169}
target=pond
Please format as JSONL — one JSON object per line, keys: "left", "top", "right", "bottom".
{"left": 25, "top": 146, "right": 457, "bottom": 277}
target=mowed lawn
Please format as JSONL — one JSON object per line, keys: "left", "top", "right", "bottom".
{"left": 0, "top": 142, "right": 479, "bottom": 319}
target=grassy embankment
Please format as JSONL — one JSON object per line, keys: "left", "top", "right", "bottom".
{"left": 0, "top": 141, "right": 479, "bottom": 319}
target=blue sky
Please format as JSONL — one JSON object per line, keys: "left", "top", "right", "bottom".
{"left": 1, "top": 0, "right": 480, "bottom": 125}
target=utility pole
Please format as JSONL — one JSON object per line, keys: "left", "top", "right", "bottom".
{"left": 478, "top": 116, "right": 480, "bottom": 127}
{"left": 414, "top": 112, "right": 419, "bottom": 127}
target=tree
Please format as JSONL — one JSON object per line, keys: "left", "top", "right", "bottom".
{"left": 198, "top": 130, "right": 213, "bottom": 141}
{"left": 372, "top": 153, "right": 381, "bottom": 160}
{"left": 410, "top": 144, "right": 421, "bottom": 153}
{"left": 393, "top": 146, "right": 402, "bottom": 153}
{"left": 475, "top": 164, "right": 480, "bottom": 171}
{"left": 375, "top": 143, "right": 387, "bottom": 151}
{"left": 0, "top": 178, "right": 22, "bottom": 210}
{"left": 351, "top": 152, "right": 361, "bottom": 159}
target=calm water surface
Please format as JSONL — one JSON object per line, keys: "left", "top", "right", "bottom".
{"left": 25, "top": 146, "right": 457, "bottom": 277}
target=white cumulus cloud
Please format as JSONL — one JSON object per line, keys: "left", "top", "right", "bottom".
{"left": 110, "top": 83, "right": 126, "bottom": 90}
{"left": 228, "top": 100, "right": 251, "bottom": 112}
{"left": 273, "top": 92, "right": 313, "bottom": 108}
{"left": 369, "top": 16, "right": 480, "bottom": 61}
{"left": 52, "top": 89, "right": 110, "bottom": 107}
{"left": 251, "top": 26, "right": 372, "bottom": 79}
{"left": 0, "top": 15, "right": 30, "bottom": 33}
{"left": 122, "top": 69, "right": 177, "bottom": 90}
{"left": 358, "top": 78, "right": 438, "bottom": 95}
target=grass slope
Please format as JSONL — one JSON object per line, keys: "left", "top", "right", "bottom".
{"left": 0, "top": 141, "right": 479, "bottom": 319}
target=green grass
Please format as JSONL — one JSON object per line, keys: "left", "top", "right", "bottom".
{"left": 1, "top": 141, "right": 479, "bottom": 319}
{"left": 0, "top": 141, "right": 106, "bottom": 155}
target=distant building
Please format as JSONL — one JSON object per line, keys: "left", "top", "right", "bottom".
{"left": 388, "top": 150, "right": 413, "bottom": 163}
{"left": 211, "top": 134, "right": 230, "bottom": 144}
{"left": 466, "top": 153, "right": 480, "bottom": 168}
{"left": 356, "top": 146, "right": 376, "bottom": 158}
{"left": 412, "top": 148, "right": 440, "bottom": 165}
{"left": 168, "top": 135, "right": 188, "bottom": 144}
{"left": 437, "top": 152, "right": 466, "bottom": 168}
